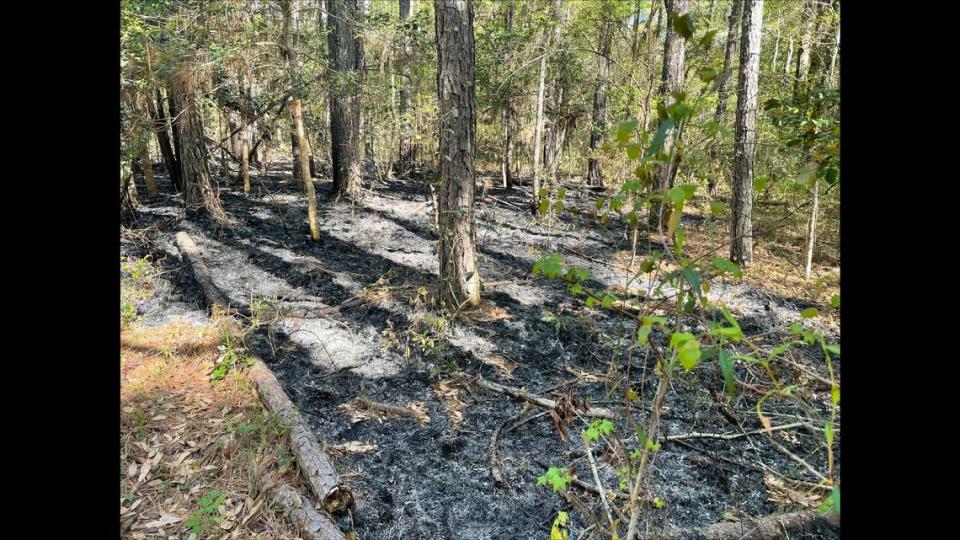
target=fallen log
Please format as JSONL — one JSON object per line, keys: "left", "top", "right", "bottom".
{"left": 474, "top": 378, "right": 615, "bottom": 420}
{"left": 657, "top": 511, "right": 838, "bottom": 540}
{"left": 249, "top": 359, "right": 353, "bottom": 514}
{"left": 175, "top": 232, "right": 233, "bottom": 310}
{"left": 269, "top": 484, "right": 348, "bottom": 540}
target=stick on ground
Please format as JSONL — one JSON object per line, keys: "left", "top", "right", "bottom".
{"left": 474, "top": 378, "right": 615, "bottom": 420}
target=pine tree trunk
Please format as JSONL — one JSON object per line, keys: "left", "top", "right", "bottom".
{"left": 434, "top": 0, "right": 480, "bottom": 310}
{"left": 640, "top": 3, "right": 662, "bottom": 132}
{"left": 793, "top": 0, "right": 815, "bottom": 101}
{"left": 328, "top": 0, "right": 364, "bottom": 200}
{"left": 730, "top": 0, "right": 764, "bottom": 266}
{"left": 151, "top": 88, "right": 182, "bottom": 192}
{"left": 648, "top": 0, "right": 688, "bottom": 228}
{"left": 531, "top": 1, "right": 554, "bottom": 211}
{"left": 500, "top": 3, "right": 514, "bottom": 189}
{"left": 587, "top": 1, "right": 614, "bottom": 187}
{"left": 170, "top": 68, "right": 227, "bottom": 223}
{"left": 281, "top": 0, "right": 321, "bottom": 238}
{"left": 804, "top": 177, "right": 819, "bottom": 279}
{"left": 707, "top": 0, "right": 742, "bottom": 197}
{"left": 398, "top": 0, "right": 414, "bottom": 171}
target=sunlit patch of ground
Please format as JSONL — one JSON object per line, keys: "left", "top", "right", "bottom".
{"left": 120, "top": 318, "right": 304, "bottom": 539}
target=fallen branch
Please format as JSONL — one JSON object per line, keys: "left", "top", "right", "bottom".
{"left": 355, "top": 397, "right": 430, "bottom": 424}
{"left": 175, "top": 232, "right": 234, "bottom": 311}
{"left": 249, "top": 359, "right": 353, "bottom": 513}
{"left": 269, "top": 484, "right": 348, "bottom": 540}
{"left": 657, "top": 510, "right": 838, "bottom": 540}
{"left": 664, "top": 422, "right": 807, "bottom": 442}
{"left": 489, "top": 407, "right": 531, "bottom": 486}
{"left": 280, "top": 296, "right": 367, "bottom": 318}
{"left": 474, "top": 378, "right": 615, "bottom": 420}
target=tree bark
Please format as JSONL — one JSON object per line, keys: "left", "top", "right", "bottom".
{"left": 707, "top": 0, "right": 742, "bottom": 197}
{"left": 500, "top": 2, "right": 515, "bottom": 189}
{"left": 586, "top": 0, "right": 614, "bottom": 188}
{"left": 269, "top": 484, "right": 348, "bottom": 540}
{"left": 804, "top": 177, "right": 819, "bottom": 279}
{"left": 730, "top": 0, "right": 764, "bottom": 266}
{"left": 328, "top": 0, "right": 364, "bottom": 200}
{"left": 170, "top": 68, "right": 227, "bottom": 223}
{"left": 281, "top": 0, "right": 321, "bottom": 239}
{"left": 398, "top": 0, "right": 415, "bottom": 171}
{"left": 648, "top": 0, "right": 688, "bottom": 227}
{"left": 531, "top": 0, "right": 558, "bottom": 210}
{"left": 434, "top": 0, "right": 480, "bottom": 310}
{"left": 640, "top": 3, "right": 662, "bottom": 132}
{"left": 139, "top": 148, "right": 157, "bottom": 198}
{"left": 150, "top": 88, "right": 182, "bottom": 192}
{"left": 793, "top": 0, "right": 815, "bottom": 101}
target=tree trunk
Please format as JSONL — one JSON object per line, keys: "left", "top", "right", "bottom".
{"left": 241, "top": 140, "right": 251, "bottom": 193}
{"left": 434, "top": 0, "right": 480, "bottom": 310}
{"left": 587, "top": 0, "right": 614, "bottom": 188}
{"left": 828, "top": 12, "right": 840, "bottom": 87}
{"left": 139, "top": 147, "right": 157, "bottom": 198}
{"left": 281, "top": 0, "right": 321, "bottom": 238}
{"left": 715, "top": 0, "right": 742, "bottom": 127}
{"left": 730, "top": 0, "right": 764, "bottom": 266}
{"left": 783, "top": 37, "right": 793, "bottom": 87}
{"left": 793, "top": 0, "right": 815, "bottom": 101}
{"left": 151, "top": 88, "right": 182, "bottom": 192}
{"left": 500, "top": 3, "right": 514, "bottom": 189}
{"left": 398, "top": 0, "right": 415, "bottom": 171}
{"left": 707, "top": 0, "right": 742, "bottom": 197}
{"left": 531, "top": 0, "right": 558, "bottom": 211}
{"left": 170, "top": 68, "right": 227, "bottom": 223}
{"left": 771, "top": 13, "right": 781, "bottom": 74}
{"left": 804, "top": 177, "right": 819, "bottom": 279}
{"left": 640, "top": 3, "right": 662, "bottom": 132}
{"left": 328, "top": 0, "right": 364, "bottom": 200}
{"left": 648, "top": 0, "right": 688, "bottom": 227}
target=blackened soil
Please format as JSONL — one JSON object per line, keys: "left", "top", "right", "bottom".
{"left": 123, "top": 164, "right": 839, "bottom": 540}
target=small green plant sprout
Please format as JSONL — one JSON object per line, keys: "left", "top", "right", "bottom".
{"left": 184, "top": 489, "right": 227, "bottom": 536}
{"left": 550, "top": 511, "right": 570, "bottom": 540}
{"left": 537, "top": 466, "right": 572, "bottom": 493}
{"left": 211, "top": 329, "right": 250, "bottom": 381}
{"left": 584, "top": 419, "right": 615, "bottom": 443}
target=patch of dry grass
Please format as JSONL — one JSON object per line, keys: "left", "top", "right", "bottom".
{"left": 120, "top": 319, "right": 306, "bottom": 539}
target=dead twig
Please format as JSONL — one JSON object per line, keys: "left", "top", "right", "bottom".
{"left": 473, "top": 377, "right": 615, "bottom": 419}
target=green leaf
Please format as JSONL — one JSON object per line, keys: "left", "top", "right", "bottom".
{"left": 801, "top": 307, "right": 819, "bottom": 318}
{"left": 537, "top": 467, "right": 572, "bottom": 493}
{"left": 670, "top": 12, "right": 695, "bottom": 39}
{"left": 670, "top": 332, "right": 694, "bottom": 348}
{"left": 710, "top": 201, "right": 725, "bottom": 215}
{"left": 697, "top": 67, "right": 717, "bottom": 83}
{"left": 595, "top": 197, "right": 607, "bottom": 211}
{"left": 539, "top": 199, "right": 551, "bottom": 216}
{"left": 553, "top": 200, "right": 565, "bottom": 213}
{"left": 586, "top": 296, "right": 597, "bottom": 308}
{"left": 533, "top": 253, "right": 564, "bottom": 278}
{"left": 830, "top": 294, "right": 840, "bottom": 309}
{"left": 825, "top": 344, "right": 840, "bottom": 356}
{"left": 682, "top": 267, "right": 702, "bottom": 298}
{"left": 625, "top": 143, "right": 643, "bottom": 159}
{"left": 824, "top": 421, "right": 834, "bottom": 446}
{"left": 645, "top": 118, "right": 674, "bottom": 160}
{"left": 569, "top": 282, "right": 583, "bottom": 295}
{"left": 718, "top": 350, "right": 736, "bottom": 396}
{"left": 602, "top": 294, "right": 615, "bottom": 309}
{"left": 636, "top": 324, "right": 652, "bottom": 345}
{"left": 831, "top": 386, "right": 840, "bottom": 404}
{"left": 698, "top": 29, "right": 719, "bottom": 47}
{"left": 711, "top": 257, "right": 743, "bottom": 279}
{"left": 678, "top": 338, "right": 701, "bottom": 371}
{"left": 616, "top": 119, "right": 639, "bottom": 144}
{"left": 640, "top": 258, "right": 655, "bottom": 273}
{"left": 666, "top": 186, "right": 688, "bottom": 205}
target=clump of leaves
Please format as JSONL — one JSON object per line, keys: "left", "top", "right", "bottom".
{"left": 184, "top": 489, "right": 227, "bottom": 536}
{"left": 550, "top": 511, "right": 570, "bottom": 540}
{"left": 537, "top": 466, "right": 572, "bottom": 493}
{"left": 211, "top": 329, "right": 251, "bottom": 381}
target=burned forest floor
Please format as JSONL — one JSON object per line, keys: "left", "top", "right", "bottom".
{"left": 121, "top": 161, "right": 840, "bottom": 540}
